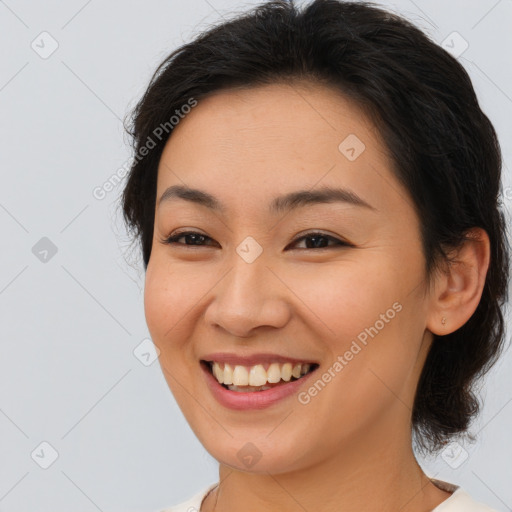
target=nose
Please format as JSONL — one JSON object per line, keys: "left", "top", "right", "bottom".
{"left": 203, "top": 252, "right": 292, "bottom": 338}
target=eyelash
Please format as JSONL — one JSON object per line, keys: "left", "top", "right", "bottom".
{"left": 160, "top": 230, "right": 351, "bottom": 250}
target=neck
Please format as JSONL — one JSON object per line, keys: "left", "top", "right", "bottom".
{"left": 202, "top": 420, "right": 452, "bottom": 512}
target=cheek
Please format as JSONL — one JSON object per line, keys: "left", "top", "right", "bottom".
{"left": 143, "top": 259, "right": 192, "bottom": 351}
{"left": 143, "top": 261, "right": 198, "bottom": 399}
{"left": 144, "top": 263, "right": 171, "bottom": 341}
{"left": 284, "top": 261, "right": 397, "bottom": 345}
{"left": 287, "top": 261, "right": 416, "bottom": 399}
{"left": 143, "top": 255, "right": 222, "bottom": 368}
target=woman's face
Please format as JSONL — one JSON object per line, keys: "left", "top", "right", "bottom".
{"left": 144, "top": 82, "right": 435, "bottom": 473}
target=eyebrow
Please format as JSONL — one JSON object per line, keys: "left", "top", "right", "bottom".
{"left": 157, "top": 184, "right": 376, "bottom": 214}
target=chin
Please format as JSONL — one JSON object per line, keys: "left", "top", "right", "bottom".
{"left": 197, "top": 429, "right": 312, "bottom": 474}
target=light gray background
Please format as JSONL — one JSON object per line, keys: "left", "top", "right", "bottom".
{"left": 0, "top": 1, "right": 511, "bottom": 511}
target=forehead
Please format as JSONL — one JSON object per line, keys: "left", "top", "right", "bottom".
{"left": 156, "top": 81, "right": 406, "bottom": 216}
{"left": 162, "top": 81, "right": 383, "bottom": 159}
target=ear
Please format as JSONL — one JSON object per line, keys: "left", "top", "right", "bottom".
{"left": 426, "top": 227, "right": 490, "bottom": 336}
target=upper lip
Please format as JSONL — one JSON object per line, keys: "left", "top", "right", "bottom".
{"left": 200, "top": 352, "right": 319, "bottom": 367}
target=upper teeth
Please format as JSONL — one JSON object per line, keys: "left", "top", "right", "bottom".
{"left": 211, "top": 361, "right": 312, "bottom": 386}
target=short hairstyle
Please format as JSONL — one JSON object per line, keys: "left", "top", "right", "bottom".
{"left": 121, "top": 0, "right": 510, "bottom": 455}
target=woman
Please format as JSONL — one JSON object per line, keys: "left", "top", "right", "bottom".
{"left": 121, "top": 1, "right": 510, "bottom": 510}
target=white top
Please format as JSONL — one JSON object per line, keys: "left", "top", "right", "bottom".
{"left": 158, "top": 478, "right": 501, "bottom": 512}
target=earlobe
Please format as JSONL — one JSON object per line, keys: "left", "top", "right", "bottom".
{"left": 426, "top": 227, "right": 490, "bottom": 336}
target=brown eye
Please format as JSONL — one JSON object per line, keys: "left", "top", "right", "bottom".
{"left": 287, "top": 232, "right": 350, "bottom": 250}
{"left": 161, "top": 230, "right": 351, "bottom": 250}
{"left": 162, "top": 231, "right": 218, "bottom": 247}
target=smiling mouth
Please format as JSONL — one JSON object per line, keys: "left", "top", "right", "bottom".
{"left": 201, "top": 360, "right": 319, "bottom": 392}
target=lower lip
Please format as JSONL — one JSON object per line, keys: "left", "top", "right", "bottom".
{"left": 201, "top": 361, "right": 318, "bottom": 410}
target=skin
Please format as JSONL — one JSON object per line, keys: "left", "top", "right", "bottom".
{"left": 144, "top": 81, "right": 490, "bottom": 512}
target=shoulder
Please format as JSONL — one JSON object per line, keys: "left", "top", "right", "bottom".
{"left": 157, "top": 482, "right": 218, "bottom": 512}
{"left": 431, "top": 479, "right": 501, "bottom": 512}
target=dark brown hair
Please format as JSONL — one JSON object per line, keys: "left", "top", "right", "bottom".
{"left": 121, "top": 0, "right": 510, "bottom": 455}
